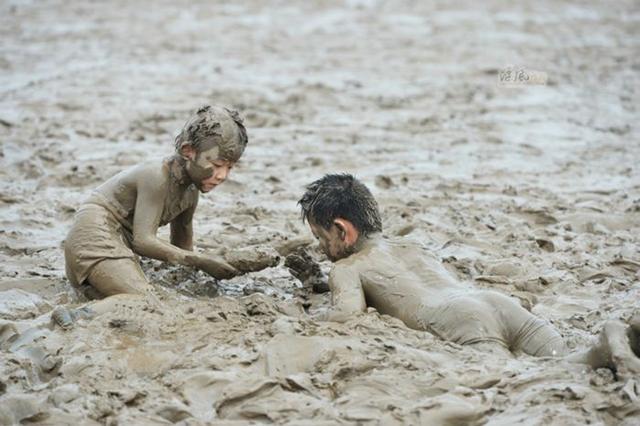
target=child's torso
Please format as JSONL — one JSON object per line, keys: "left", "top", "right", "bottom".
{"left": 351, "top": 238, "right": 471, "bottom": 328}
{"left": 85, "top": 162, "right": 198, "bottom": 230}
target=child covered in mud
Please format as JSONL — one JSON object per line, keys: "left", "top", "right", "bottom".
{"left": 290, "top": 174, "right": 640, "bottom": 379}
{"left": 64, "top": 105, "right": 246, "bottom": 300}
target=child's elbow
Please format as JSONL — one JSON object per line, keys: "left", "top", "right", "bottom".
{"left": 131, "top": 236, "right": 154, "bottom": 255}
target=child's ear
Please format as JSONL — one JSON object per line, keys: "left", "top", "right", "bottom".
{"left": 180, "top": 143, "right": 196, "bottom": 161}
{"left": 334, "top": 218, "right": 358, "bottom": 246}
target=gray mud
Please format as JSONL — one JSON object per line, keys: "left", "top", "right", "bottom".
{"left": 1, "top": 0, "right": 639, "bottom": 424}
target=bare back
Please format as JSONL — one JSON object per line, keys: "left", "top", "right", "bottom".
{"left": 342, "top": 237, "right": 471, "bottom": 328}
{"left": 326, "top": 236, "right": 566, "bottom": 355}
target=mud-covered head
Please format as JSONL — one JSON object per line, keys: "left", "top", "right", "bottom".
{"left": 299, "top": 174, "right": 382, "bottom": 261}
{"left": 175, "top": 105, "right": 248, "bottom": 162}
{"left": 176, "top": 105, "right": 248, "bottom": 193}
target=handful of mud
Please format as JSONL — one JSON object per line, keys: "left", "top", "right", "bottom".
{"left": 224, "top": 246, "right": 281, "bottom": 274}
{"left": 284, "top": 248, "right": 329, "bottom": 293}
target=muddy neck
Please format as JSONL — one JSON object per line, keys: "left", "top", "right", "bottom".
{"left": 166, "top": 154, "right": 193, "bottom": 187}
{"left": 351, "top": 232, "right": 383, "bottom": 254}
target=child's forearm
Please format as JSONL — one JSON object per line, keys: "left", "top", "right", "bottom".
{"left": 132, "top": 234, "right": 195, "bottom": 265}
{"left": 133, "top": 236, "right": 236, "bottom": 279}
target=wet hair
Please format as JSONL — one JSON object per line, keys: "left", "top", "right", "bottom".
{"left": 299, "top": 174, "right": 382, "bottom": 236}
{"left": 175, "top": 105, "right": 248, "bottom": 162}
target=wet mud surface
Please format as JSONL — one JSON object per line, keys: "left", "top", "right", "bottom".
{"left": 1, "top": 0, "right": 639, "bottom": 424}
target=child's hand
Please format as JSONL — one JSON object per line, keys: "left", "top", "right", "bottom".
{"left": 191, "top": 255, "right": 238, "bottom": 280}
{"left": 284, "top": 248, "right": 329, "bottom": 293}
{"left": 284, "top": 249, "right": 318, "bottom": 281}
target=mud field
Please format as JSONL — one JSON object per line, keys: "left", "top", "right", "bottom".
{"left": 1, "top": 0, "right": 639, "bottom": 424}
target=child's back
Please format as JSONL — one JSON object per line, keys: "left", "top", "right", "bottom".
{"left": 338, "top": 235, "right": 566, "bottom": 356}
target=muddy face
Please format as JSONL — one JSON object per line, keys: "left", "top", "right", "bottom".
{"left": 185, "top": 146, "right": 234, "bottom": 193}
{"left": 309, "top": 220, "right": 353, "bottom": 262}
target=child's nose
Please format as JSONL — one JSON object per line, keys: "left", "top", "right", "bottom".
{"left": 214, "top": 166, "right": 230, "bottom": 182}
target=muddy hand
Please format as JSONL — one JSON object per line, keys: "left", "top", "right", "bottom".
{"left": 284, "top": 249, "right": 329, "bottom": 293}
{"left": 284, "top": 249, "right": 319, "bottom": 282}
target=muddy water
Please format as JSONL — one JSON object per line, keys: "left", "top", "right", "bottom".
{"left": 1, "top": 0, "right": 639, "bottom": 424}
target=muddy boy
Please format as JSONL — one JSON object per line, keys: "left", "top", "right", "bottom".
{"left": 294, "top": 174, "right": 640, "bottom": 378}
{"left": 64, "top": 105, "right": 247, "bottom": 298}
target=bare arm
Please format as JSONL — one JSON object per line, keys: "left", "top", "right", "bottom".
{"left": 315, "top": 264, "right": 366, "bottom": 322}
{"left": 131, "top": 167, "right": 236, "bottom": 279}
{"left": 170, "top": 202, "right": 196, "bottom": 251}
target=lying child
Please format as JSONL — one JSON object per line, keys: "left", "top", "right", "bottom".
{"left": 293, "top": 173, "right": 640, "bottom": 378}
{"left": 64, "top": 105, "right": 246, "bottom": 299}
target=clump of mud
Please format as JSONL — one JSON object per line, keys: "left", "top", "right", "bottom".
{"left": 224, "top": 245, "right": 281, "bottom": 273}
